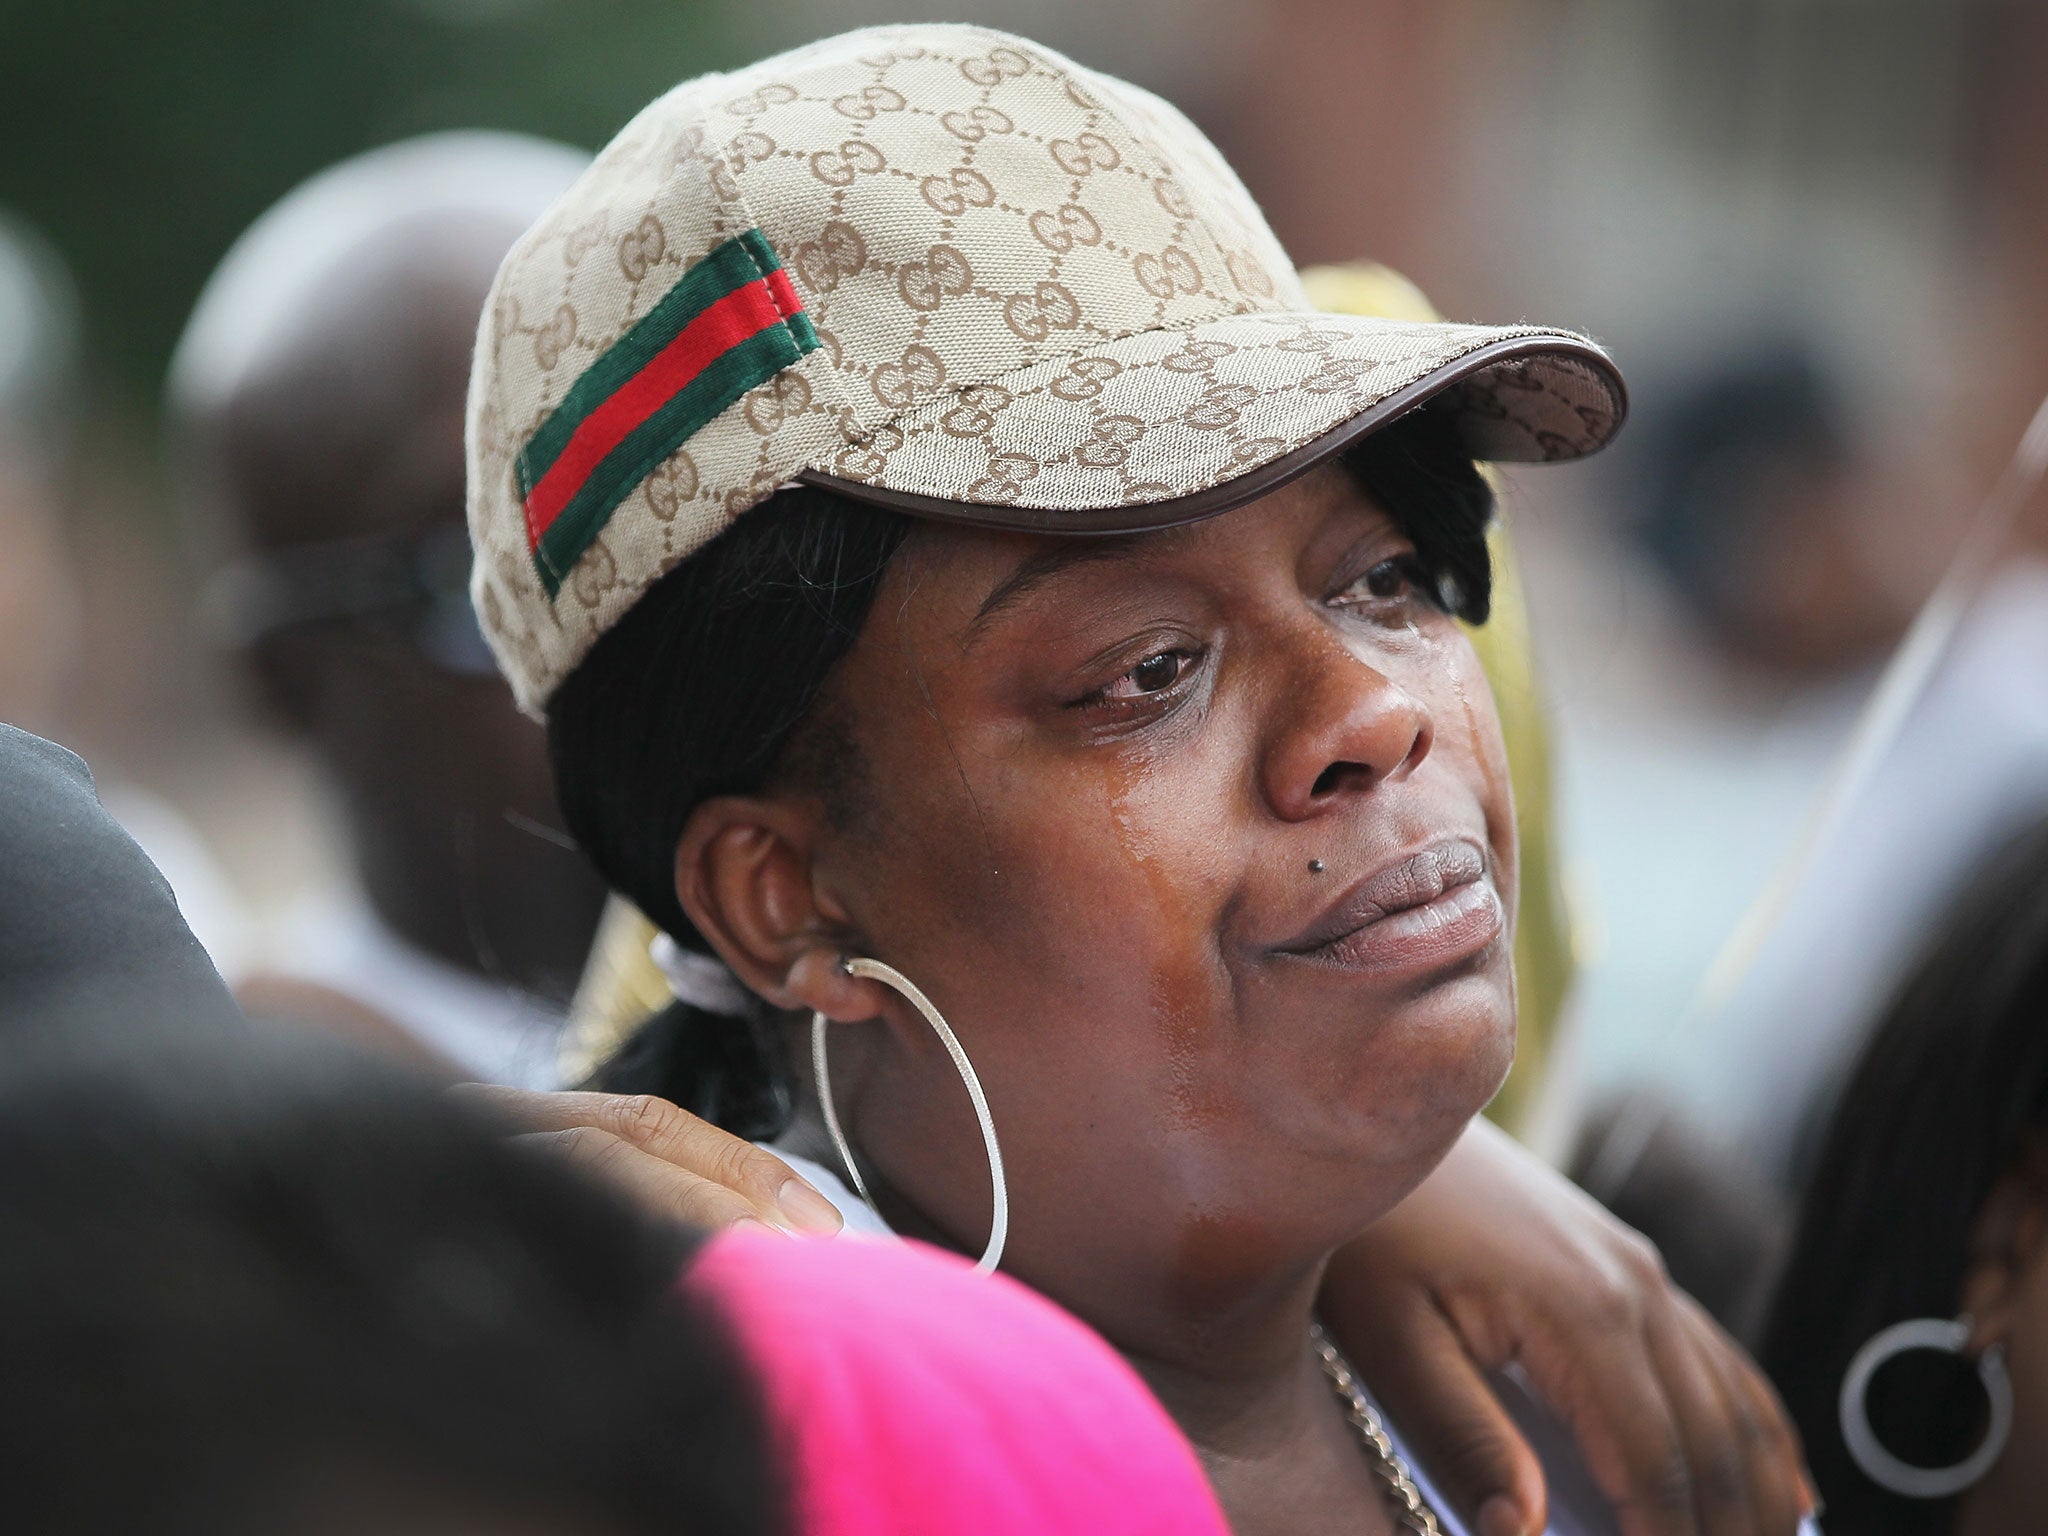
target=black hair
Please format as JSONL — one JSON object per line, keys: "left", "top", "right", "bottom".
{"left": 548, "top": 404, "right": 1495, "bottom": 1135}
{"left": 0, "top": 1034, "right": 782, "bottom": 1536}
{"left": 1758, "top": 816, "right": 2048, "bottom": 1536}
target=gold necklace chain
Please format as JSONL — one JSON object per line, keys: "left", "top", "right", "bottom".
{"left": 1311, "top": 1324, "right": 1446, "bottom": 1535}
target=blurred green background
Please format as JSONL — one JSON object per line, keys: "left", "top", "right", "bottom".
{"left": 1, "top": 0, "right": 745, "bottom": 398}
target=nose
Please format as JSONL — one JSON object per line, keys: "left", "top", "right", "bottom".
{"left": 1261, "top": 639, "right": 1433, "bottom": 821}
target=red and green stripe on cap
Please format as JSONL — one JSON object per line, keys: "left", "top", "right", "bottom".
{"left": 516, "top": 228, "right": 819, "bottom": 596}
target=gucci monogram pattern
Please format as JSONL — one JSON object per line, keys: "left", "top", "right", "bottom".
{"left": 467, "top": 22, "right": 1624, "bottom": 713}
{"left": 823, "top": 313, "right": 1618, "bottom": 508}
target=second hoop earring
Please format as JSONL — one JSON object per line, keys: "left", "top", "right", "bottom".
{"left": 811, "top": 956, "right": 1008, "bottom": 1275}
{"left": 1839, "top": 1315, "right": 2012, "bottom": 1499}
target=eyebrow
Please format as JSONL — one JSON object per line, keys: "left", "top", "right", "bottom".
{"left": 962, "top": 535, "right": 1144, "bottom": 649}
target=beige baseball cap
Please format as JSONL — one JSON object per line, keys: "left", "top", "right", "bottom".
{"left": 467, "top": 22, "right": 1626, "bottom": 713}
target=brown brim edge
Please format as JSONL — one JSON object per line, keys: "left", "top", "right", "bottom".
{"left": 798, "top": 331, "right": 1627, "bottom": 537}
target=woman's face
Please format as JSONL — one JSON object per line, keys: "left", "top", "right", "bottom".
{"left": 730, "top": 462, "right": 1516, "bottom": 1338}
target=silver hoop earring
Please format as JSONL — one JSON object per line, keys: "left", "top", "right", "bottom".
{"left": 1839, "top": 1316, "right": 2011, "bottom": 1499}
{"left": 810, "top": 957, "right": 1008, "bottom": 1275}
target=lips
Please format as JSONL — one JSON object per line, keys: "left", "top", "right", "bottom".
{"left": 1276, "top": 838, "right": 1503, "bottom": 977}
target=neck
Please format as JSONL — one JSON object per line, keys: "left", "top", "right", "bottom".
{"left": 1108, "top": 1255, "right": 1396, "bottom": 1535}
{"left": 779, "top": 1111, "right": 1399, "bottom": 1536}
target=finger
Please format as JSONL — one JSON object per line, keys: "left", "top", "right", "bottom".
{"left": 1676, "top": 1297, "right": 1813, "bottom": 1533}
{"left": 1644, "top": 1309, "right": 1759, "bottom": 1536}
{"left": 456, "top": 1086, "right": 843, "bottom": 1233}
{"left": 1499, "top": 1290, "right": 1699, "bottom": 1536}
{"left": 1337, "top": 1295, "right": 1548, "bottom": 1536}
{"left": 512, "top": 1127, "right": 786, "bottom": 1232}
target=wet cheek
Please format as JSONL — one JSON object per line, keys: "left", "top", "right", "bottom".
{"left": 1428, "top": 633, "right": 1516, "bottom": 889}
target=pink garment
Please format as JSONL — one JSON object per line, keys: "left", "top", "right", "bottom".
{"left": 686, "top": 1230, "right": 1231, "bottom": 1536}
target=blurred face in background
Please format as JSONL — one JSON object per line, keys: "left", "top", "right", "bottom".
{"left": 197, "top": 215, "right": 605, "bottom": 996}
{"left": 1955, "top": 1131, "right": 2048, "bottom": 1536}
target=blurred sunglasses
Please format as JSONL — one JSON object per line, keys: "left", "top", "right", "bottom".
{"left": 200, "top": 523, "right": 498, "bottom": 676}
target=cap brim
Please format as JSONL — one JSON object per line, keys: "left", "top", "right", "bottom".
{"left": 797, "top": 311, "right": 1624, "bottom": 536}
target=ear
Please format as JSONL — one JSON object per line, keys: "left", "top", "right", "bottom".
{"left": 1962, "top": 1129, "right": 2048, "bottom": 1353}
{"left": 673, "top": 794, "right": 887, "bottom": 1025}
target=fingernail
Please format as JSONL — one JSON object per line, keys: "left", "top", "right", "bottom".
{"left": 1801, "top": 1474, "right": 1825, "bottom": 1521}
{"left": 1478, "top": 1495, "right": 1526, "bottom": 1536}
{"left": 777, "top": 1177, "right": 844, "bottom": 1234}
{"left": 731, "top": 1215, "right": 790, "bottom": 1239}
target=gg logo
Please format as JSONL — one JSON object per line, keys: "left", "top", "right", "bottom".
{"left": 1160, "top": 338, "right": 1238, "bottom": 373}
{"left": 1228, "top": 435, "right": 1287, "bottom": 470}
{"left": 531, "top": 304, "right": 578, "bottom": 370}
{"left": 831, "top": 423, "right": 905, "bottom": 482}
{"left": 1182, "top": 383, "right": 1258, "bottom": 431}
{"left": 642, "top": 451, "right": 700, "bottom": 521}
{"left": 856, "top": 45, "right": 927, "bottom": 68}
{"left": 561, "top": 213, "right": 607, "bottom": 266}
{"left": 1049, "top": 132, "right": 1121, "bottom": 177}
{"left": 968, "top": 452, "right": 1042, "bottom": 504}
{"left": 793, "top": 220, "right": 867, "bottom": 294}
{"left": 1048, "top": 355, "right": 1123, "bottom": 402}
{"left": 727, "top": 131, "right": 777, "bottom": 167}
{"left": 832, "top": 84, "right": 906, "bottom": 120}
{"left": 1153, "top": 177, "right": 1195, "bottom": 220}
{"left": 1132, "top": 246, "right": 1202, "bottom": 299}
{"left": 940, "top": 104, "right": 1014, "bottom": 142}
{"left": 1026, "top": 203, "right": 1101, "bottom": 253}
{"left": 568, "top": 537, "right": 620, "bottom": 609}
{"left": 920, "top": 166, "right": 996, "bottom": 217}
{"left": 959, "top": 46, "right": 1031, "bottom": 86}
{"left": 898, "top": 244, "right": 975, "bottom": 312}
{"left": 939, "top": 383, "right": 1013, "bottom": 438}
{"left": 724, "top": 81, "right": 797, "bottom": 116}
{"left": 723, "top": 465, "right": 785, "bottom": 518}
{"left": 617, "top": 215, "right": 666, "bottom": 283}
{"left": 1224, "top": 248, "right": 1276, "bottom": 300}
{"left": 1001, "top": 280, "right": 1081, "bottom": 342}
{"left": 1303, "top": 355, "right": 1377, "bottom": 396}
{"left": 663, "top": 124, "right": 707, "bottom": 170}
{"left": 1074, "top": 415, "right": 1147, "bottom": 469}
{"left": 808, "top": 139, "right": 888, "bottom": 187}
{"left": 743, "top": 371, "right": 813, "bottom": 436}
{"left": 1275, "top": 325, "right": 1345, "bottom": 354}
{"left": 871, "top": 344, "right": 947, "bottom": 409}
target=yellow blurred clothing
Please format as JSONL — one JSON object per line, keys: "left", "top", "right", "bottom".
{"left": 563, "top": 261, "right": 1575, "bottom": 1135}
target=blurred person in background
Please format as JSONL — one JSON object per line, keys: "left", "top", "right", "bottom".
{"left": 1760, "top": 816, "right": 2048, "bottom": 1536}
{"left": 168, "top": 133, "right": 609, "bottom": 1086}
{"left": 1629, "top": 346, "right": 1910, "bottom": 679}
{"left": 0, "top": 721, "right": 244, "bottom": 1046}
{"left": 0, "top": 211, "right": 82, "bottom": 734}
{"left": 1574, "top": 342, "right": 2048, "bottom": 1252}
{"left": 0, "top": 212, "right": 254, "bottom": 973}
{"left": 0, "top": 1034, "right": 779, "bottom": 1536}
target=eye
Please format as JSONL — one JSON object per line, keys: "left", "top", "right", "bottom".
{"left": 1334, "top": 552, "right": 1435, "bottom": 610}
{"left": 1363, "top": 558, "right": 1415, "bottom": 600}
{"left": 1130, "top": 650, "right": 1186, "bottom": 692}
{"left": 1091, "top": 645, "right": 1201, "bottom": 704}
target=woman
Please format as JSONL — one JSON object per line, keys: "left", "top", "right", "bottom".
{"left": 464, "top": 24, "right": 1808, "bottom": 1535}
{"left": 1761, "top": 817, "right": 2048, "bottom": 1535}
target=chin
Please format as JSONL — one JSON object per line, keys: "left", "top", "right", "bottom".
{"left": 1289, "top": 957, "right": 1517, "bottom": 1163}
